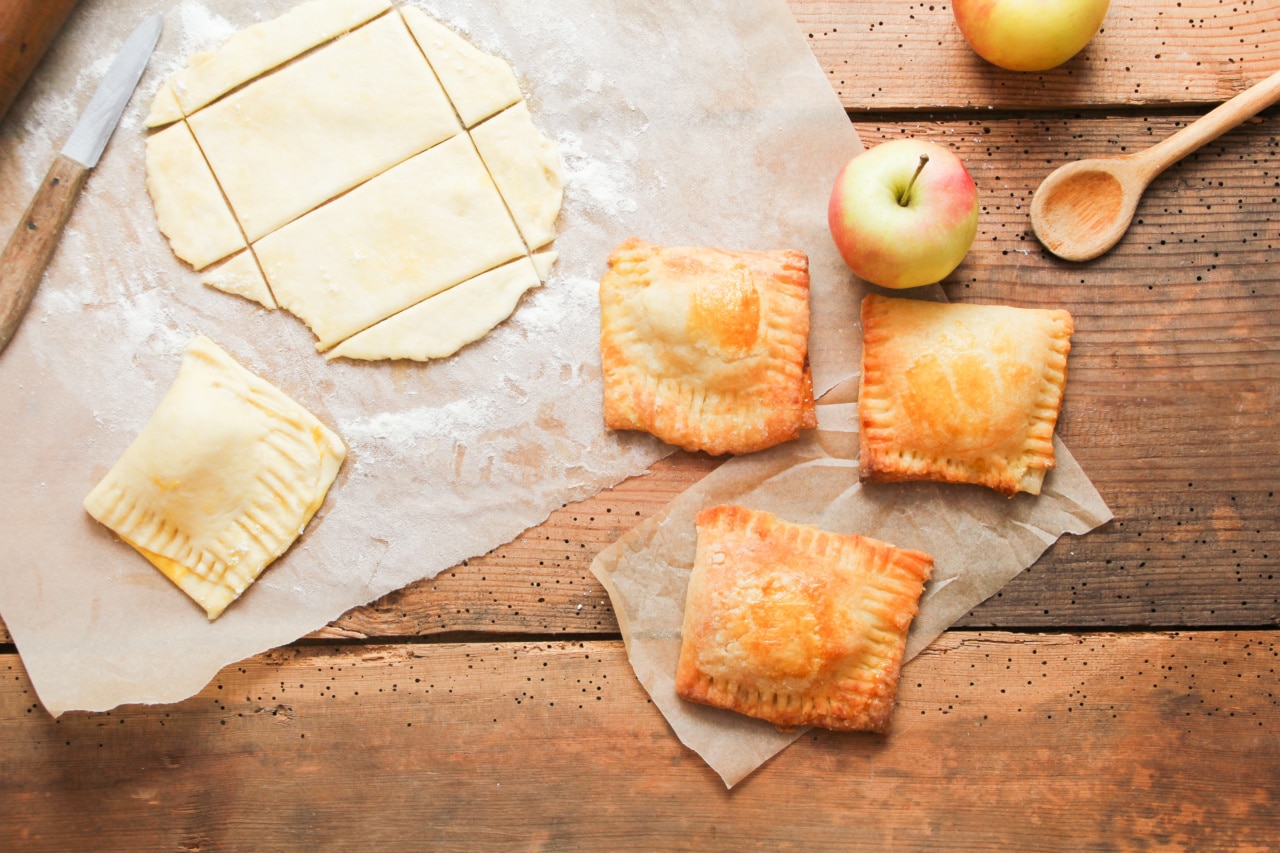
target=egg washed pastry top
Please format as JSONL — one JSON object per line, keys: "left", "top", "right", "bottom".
{"left": 676, "top": 505, "right": 934, "bottom": 733}
{"left": 599, "top": 238, "right": 817, "bottom": 456}
{"left": 83, "top": 336, "right": 346, "bottom": 619}
{"left": 859, "top": 294, "right": 1074, "bottom": 497}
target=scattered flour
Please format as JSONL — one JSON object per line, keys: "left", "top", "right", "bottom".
{"left": 339, "top": 395, "right": 505, "bottom": 447}
{"left": 514, "top": 274, "right": 596, "bottom": 337}
{"left": 174, "top": 1, "right": 239, "bottom": 59}
{"left": 556, "top": 130, "right": 638, "bottom": 217}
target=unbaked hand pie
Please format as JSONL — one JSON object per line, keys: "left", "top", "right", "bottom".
{"left": 599, "top": 238, "right": 816, "bottom": 455}
{"left": 145, "top": 0, "right": 563, "bottom": 361}
{"left": 859, "top": 294, "right": 1074, "bottom": 497}
{"left": 84, "top": 336, "right": 346, "bottom": 619}
{"left": 676, "top": 505, "right": 933, "bottom": 733}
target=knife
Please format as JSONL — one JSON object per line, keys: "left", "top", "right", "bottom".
{"left": 0, "top": 12, "right": 162, "bottom": 355}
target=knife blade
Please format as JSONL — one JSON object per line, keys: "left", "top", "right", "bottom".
{"left": 0, "top": 12, "right": 162, "bottom": 355}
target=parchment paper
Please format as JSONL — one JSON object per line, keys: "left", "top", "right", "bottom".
{"left": 590, "top": 392, "right": 1112, "bottom": 787}
{"left": 0, "top": 0, "right": 867, "bottom": 714}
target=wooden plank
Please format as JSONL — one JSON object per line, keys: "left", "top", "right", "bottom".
{"left": 791, "top": 0, "right": 1280, "bottom": 111}
{"left": 1, "top": 631, "right": 1276, "bottom": 850}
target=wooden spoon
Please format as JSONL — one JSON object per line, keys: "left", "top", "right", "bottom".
{"left": 1031, "top": 67, "right": 1280, "bottom": 262}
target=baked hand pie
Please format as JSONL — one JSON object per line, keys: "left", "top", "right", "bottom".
{"left": 675, "top": 505, "right": 933, "bottom": 733}
{"left": 599, "top": 238, "right": 816, "bottom": 455}
{"left": 84, "top": 335, "right": 346, "bottom": 619}
{"left": 859, "top": 294, "right": 1074, "bottom": 497}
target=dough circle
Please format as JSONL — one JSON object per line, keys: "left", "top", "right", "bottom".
{"left": 145, "top": 0, "right": 563, "bottom": 361}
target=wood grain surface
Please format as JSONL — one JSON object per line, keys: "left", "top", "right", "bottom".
{"left": 3, "top": 0, "right": 1279, "bottom": 848}
{"left": 3, "top": 631, "right": 1276, "bottom": 850}
{"left": 794, "top": 0, "right": 1280, "bottom": 110}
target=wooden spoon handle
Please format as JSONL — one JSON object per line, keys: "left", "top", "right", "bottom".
{"left": 1136, "top": 67, "right": 1280, "bottom": 179}
{"left": 0, "top": 154, "right": 89, "bottom": 354}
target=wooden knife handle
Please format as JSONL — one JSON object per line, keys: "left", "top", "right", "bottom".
{"left": 0, "top": 154, "right": 89, "bottom": 354}
{"left": 0, "top": 0, "right": 82, "bottom": 124}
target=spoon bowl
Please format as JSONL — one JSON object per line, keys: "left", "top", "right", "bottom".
{"left": 1030, "top": 157, "right": 1144, "bottom": 262}
{"left": 1030, "top": 67, "right": 1280, "bottom": 262}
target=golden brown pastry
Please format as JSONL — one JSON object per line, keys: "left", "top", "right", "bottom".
{"left": 675, "top": 505, "right": 933, "bottom": 733}
{"left": 859, "top": 294, "right": 1074, "bottom": 497}
{"left": 599, "top": 238, "right": 816, "bottom": 455}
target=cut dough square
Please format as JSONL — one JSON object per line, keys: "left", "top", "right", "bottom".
{"left": 676, "top": 505, "right": 934, "bottom": 733}
{"left": 471, "top": 102, "right": 564, "bottom": 250}
{"left": 187, "top": 12, "right": 460, "bottom": 241}
{"left": 599, "top": 238, "right": 816, "bottom": 455}
{"left": 203, "top": 251, "right": 276, "bottom": 310}
{"left": 84, "top": 336, "right": 346, "bottom": 620}
{"left": 254, "top": 133, "right": 527, "bottom": 350}
{"left": 167, "top": 0, "right": 392, "bottom": 117}
{"left": 326, "top": 257, "right": 540, "bottom": 361}
{"left": 144, "top": 121, "right": 246, "bottom": 271}
{"left": 400, "top": 6, "right": 523, "bottom": 127}
{"left": 859, "top": 294, "right": 1074, "bottom": 497}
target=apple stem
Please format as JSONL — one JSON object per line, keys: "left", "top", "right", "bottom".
{"left": 898, "top": 154, "right": 929, "bottom": 206}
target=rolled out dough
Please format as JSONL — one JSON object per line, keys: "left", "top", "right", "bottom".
{"left": 144, "top": 2, "right": 564, "bottom": 361}
{"left": 203, "top": 251, "right": 277, "bottom": 310}
{"left": 471, "top": 101, "right": 565, "bottom": 250}
{"left": 187, "top": 12, "right": 460, "bottom": 241}
{"left": 145, "top": 80, "right": 183, "bottom": 128}
{"left": 144, "top": 121, "right": 245, "bottom": 271}
{"left": 326, "top": 256, "right": 541, "bottom": 361}
{"left": 532, "top": 249, "right": 558, "bottom": 281}
{"left": 254, "top": 134, "right": 527, "bottom": 349}
{"left": 168, "top": 0, "right": 392, "bottom": 117}
{"left": 399, "top": 5, "right": 523, "bottom": 127}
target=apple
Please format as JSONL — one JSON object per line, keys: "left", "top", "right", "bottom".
{"left": 827, "top": 139, "right": 979, "bottom": 290}
{"left": 953, "top": 0, "right": 1110, "bottom": 72}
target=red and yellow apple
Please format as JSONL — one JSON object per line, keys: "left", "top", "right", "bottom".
{"left": 827, "top": 139, "right": 979, "bottom": 290}
{"left": 953, "top": 0, "right": 1110, "bottom": 72}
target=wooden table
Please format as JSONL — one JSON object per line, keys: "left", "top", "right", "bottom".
{"left": 3, "top": 1, "right": 1279, "bottom": 848}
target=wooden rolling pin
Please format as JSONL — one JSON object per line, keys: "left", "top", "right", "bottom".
{"left": 0, "top": 0, "right": 81, "bottom": 125}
